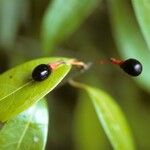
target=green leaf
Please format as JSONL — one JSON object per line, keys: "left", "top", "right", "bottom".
{"left": 70, "top": 81, "right": 135, "bottom": 150}
{"left": 74, "top": 92, "right": 110, "bottom": 150}
{"left": 132, "top": 0, "right": 150, "bottom": 50}
{"left": 0, "top": 99, "right": 48, "bottom": 150}
{"left": 107, "top": 0, "right": 150, "bottom": 92}
{"left": 0, "top": 57, "right": 71, "bottom": 122}
{"left": 41, "top": 0, "right": 98, "bottom": 52}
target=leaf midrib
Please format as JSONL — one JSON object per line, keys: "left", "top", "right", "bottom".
{"left": 16, "top": 108, "right": 36, "bottom": 149}
{"left": 0, "top": 81, "right": 33, "bottom": 102}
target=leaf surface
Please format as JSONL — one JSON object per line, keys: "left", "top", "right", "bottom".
{"left": 0, "top": 57, "right": 71, "bottom": 121}
{"left": 74, "top": 92, "right": 110, "bottom": 150}
{"left": 0, "top": 99, "right": 48, "bottom": 150}
{"left": 70, "top": 81, "right": 135, "bottom": 150}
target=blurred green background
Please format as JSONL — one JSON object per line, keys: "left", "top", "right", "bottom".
{"left": 0, "top": 0, "right": 150, "bottom": 149}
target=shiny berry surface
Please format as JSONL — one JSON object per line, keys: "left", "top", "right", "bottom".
{"left": 120, "top": 58, "right": 142, "bottom": 76}
{"left": 32, "top": 64, "right": 51, "bottom": 81}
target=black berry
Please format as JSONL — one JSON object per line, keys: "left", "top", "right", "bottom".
{"left": 120, "top": 58, "right": 142, "bottom": 76}
{"left": 32, "top": 64, "right": 51, "bottom": 81}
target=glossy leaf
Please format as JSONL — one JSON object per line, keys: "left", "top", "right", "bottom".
{"left": 70, "top": 81, "right": 135, "bottom": 150}
{"left": 107, "top": 0, "right": 150, "bottom": 92}
{"left": 41, "top": 0, "right": 98, "bottom": 52}
{"left": 132, "top": 0, "right": 150, "bottom": 50}
{"left": 0, "top": 99, "right": 48, "bottom": 150}
{"left": 0, "top": 57, "right": 71, "bottom": 122}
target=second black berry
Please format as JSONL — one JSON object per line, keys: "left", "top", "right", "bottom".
{"left": 120, "top": 58, "right": 143, "bottom": 76}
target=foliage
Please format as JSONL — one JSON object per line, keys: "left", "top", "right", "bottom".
{"left": 70, "top": 81, "right": 135, "bottom": 150}
{"left": 0, "top": 99, "right": 48, "bottom": 150}
{"left": 41, "top": 0, "right": 99, "bottom": 52}
{"left": 0, "top": 57, "right": 71, "bottom": 122}
{"left": 0, "top": 0, "right": 150, "bottom": 149}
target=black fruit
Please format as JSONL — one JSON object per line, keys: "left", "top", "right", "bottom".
{"left": 32, "top": 64, "right": 51, "bottom": 81}
{"left": 120, "top": 58, "right": 142, "bottom": 76}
